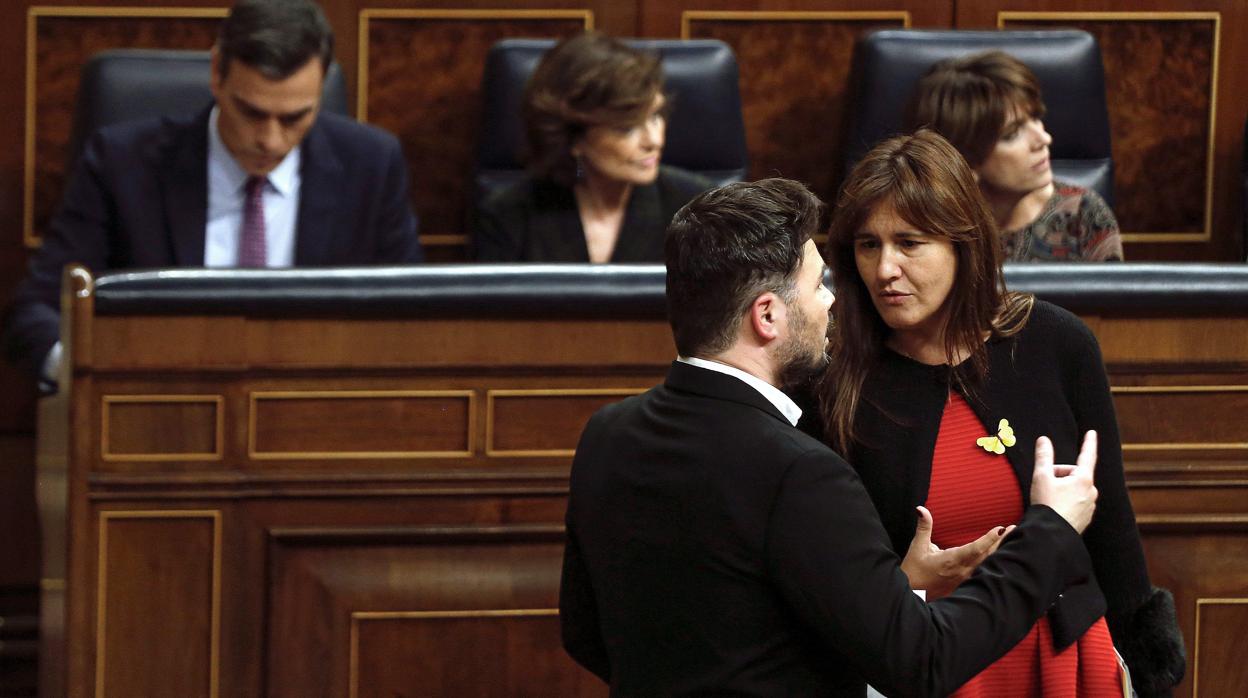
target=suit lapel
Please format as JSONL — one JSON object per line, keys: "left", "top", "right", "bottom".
{"left": 160, "top": 109, "right": 210, "bottom": 266}
{"left": 293, "top": 118, "right": 342, "bottom": 265}
{"left": 664, "top": 361, "right": 792, "bottom": 426}
{"left": 541, "top": 182, "right": 590, "bottom": 262}
{"left": 611, "top": 180, "right": 660, "bottom": 262}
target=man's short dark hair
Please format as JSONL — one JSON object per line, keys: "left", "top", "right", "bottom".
{"left": 665, "top": 178, "right": 827, "bottom": 358}
{"left": 218, "top": 0, "right": 334, "bottom": 79}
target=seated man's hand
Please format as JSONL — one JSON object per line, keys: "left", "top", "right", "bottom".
{"left": 1030, "top": 431, "right": 1099, "bottom": 533}
{"left": 899, "top": 505, "right": 1011, "bottom": 600}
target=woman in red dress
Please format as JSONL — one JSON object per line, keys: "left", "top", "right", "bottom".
{"left": 816, "top": 130, "right": 1185, "bottom": 697}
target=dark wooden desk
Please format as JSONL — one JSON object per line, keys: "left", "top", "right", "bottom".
{"left": 38, "top": 264, "right": 1248, "bottom": 697}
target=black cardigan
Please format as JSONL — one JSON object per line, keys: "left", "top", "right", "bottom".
{"left": 472, "top": 166, "right": 711, "bottom": 262}
{"left": 846, "top": 301, "right": 1167, "bottom": 680}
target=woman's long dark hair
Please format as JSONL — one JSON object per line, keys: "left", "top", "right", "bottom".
{"left": 819, "top": 130, "right": 1033, "bottom": 452}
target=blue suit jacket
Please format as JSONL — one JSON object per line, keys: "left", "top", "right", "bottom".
{"left": 3, "top": 106, "right": 423, "bottom": 377}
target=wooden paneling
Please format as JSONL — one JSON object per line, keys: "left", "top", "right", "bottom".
{"left": 1113, "top": 386, "right": 1248, "bottom": 452}
{"left": 25, "top": 8, "right": 225, "bottom": 247}
{"left": 0, "top": 435, "right": 39, "bottom": 588}
{"left": 351, "top": 611, "right": 604, "bottom": 698}
{"left": 1135, "top": 521, "right": 1248, "bottom": 698}
{"left": 359, "top": 10, "right": 591, "bottom": 250}
{"left": 486, "top": 388, "right": 644, "bottom": 456}
{"left": 266, "top": 525, "right": 599, "bottom": 697}
{"left": 1001, "top": 13, "right": 1218, "bottom": 244}
{"left": 34, "top": 280, "right": 1248, "bottom": 697}
{"left": 683, "top": 12, "right": 909, "bottom": 208}
{"left": 101, "top": 395, "right": 223, "bottom": 462}
{"left": 1089, "top": 316, "right": 1248, "bottom": 365}
{"left": 93, "top": 316, "right": 675, "bottom": 368}
{"left": 95, "top": 510, "right": 220, "bottom": 698}
{"left": 249, "top": 390, "right": 475, "bottom": 459}
{"left": 1194, "top": 600, "right": 1248, "bottom": 696}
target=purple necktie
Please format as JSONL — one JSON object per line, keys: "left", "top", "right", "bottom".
{"left": 238, "top": 176, "right": 267, "bottom": 268}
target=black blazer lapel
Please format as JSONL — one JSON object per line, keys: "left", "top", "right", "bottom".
{"left": 611, "top": 181, "right": 662, "bottom": 262}
{"left": 542, "top": 183, "right": 589, "bottom": 262}
{"left": 294, "top": 118, "right": 342, "bottom": 265}
{"left": 664, "top": 360, "right": 792, "bottom": 426}
{"left": 160, "top": 109, "right": 210, "bottom": 266}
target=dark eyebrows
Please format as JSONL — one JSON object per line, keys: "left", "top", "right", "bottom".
{"left": 230, "top": 94, "right": 315, "bottom": 122}
{"left": 853, "top": 229, "right": 928, "bottom": 242}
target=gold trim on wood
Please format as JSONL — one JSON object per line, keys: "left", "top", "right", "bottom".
{"left": 1111, "top": 385, "right": 1248, "bottom": 452}
{"left": 24, "top": 6, "right": 229, "bottom": 249}
{"left": 356, "top": 8, "right": 594, "bottom": 122}
{"left": 248, "top": 389, "right": 477, "bottom": 459}
{"left": 420, "top": 234, "right": 469, "bottom": 247}
{"left": 348, "top": 608, "right": 558, "bottom": 698}
{"left": 95, "top": 509, "right": 222, "bottom": 698}
{"left": 100, "top": 394, "right": 225, "bottom": 462}
{"left": 1137, "top": 514, "right": 1248, "bottom": 529}
{"left": 485, "top": 388, "right": 645, "bottom": 458}
{"left": 680, "top": 10, "right": 911, "bottom": 40}
{"left": 1193, "top": 597, "right": 1248, "bottom": 698}
{"left": 998, "top": 11, "right": 1221, "bottom": 244}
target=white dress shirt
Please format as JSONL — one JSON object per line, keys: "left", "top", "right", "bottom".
{"left": 205, "top": 106, "right": 300, "bottom": 267}
{"left": 677, "top": 355, "right": 803, "bottom": 427}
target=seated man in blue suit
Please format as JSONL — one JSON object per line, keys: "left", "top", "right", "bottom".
{"left": 2, "top": 0, "right": 422, "bottom": 389}
{"left": 560, "top": 178, "right": 1102, "bottom": 696}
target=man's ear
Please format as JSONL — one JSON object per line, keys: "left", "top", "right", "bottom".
{"left": 748, "top": 292, "right": 785, "bottom": 343}
{"left": 209, "top": 45, "right": 224, "bottom": 96}
{"left": 209, "top": 44, "right": 229, "bottom": 98}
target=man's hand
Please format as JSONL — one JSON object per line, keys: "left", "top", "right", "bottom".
{"left": 900, "top": 505, "right": 1012, "bottom": 600}
{"left": 1029, "top": 431, "right": 1099, "bottom": 533}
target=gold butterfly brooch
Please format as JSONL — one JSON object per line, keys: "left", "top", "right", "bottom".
{"left": 976, "top": 419, "right": 1016, "bottom": 455}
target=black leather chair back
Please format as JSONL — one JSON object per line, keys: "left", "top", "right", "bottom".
{"left": 475, "top": 38, "right": 748, "bottom": 203}
{"left": 844, "top": 30, "right": 1114, "bottom": 206}
{"left": 68, "top": 48, "right": 350, "bottom": 167}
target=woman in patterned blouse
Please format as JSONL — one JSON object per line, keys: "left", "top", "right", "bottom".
{"left": 907, "top": 50, "right": 1123, "bottom": 261}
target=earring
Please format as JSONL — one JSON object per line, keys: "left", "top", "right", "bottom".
{"left": 575, "top": 154, "right": 585, "bottom": 182}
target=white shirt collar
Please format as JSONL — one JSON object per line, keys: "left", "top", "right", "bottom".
{"left": 207, "top": 105, "right": 301, "bottom": 197}
{"left": 677, "top": 356, "right": 803, "bottom": 426}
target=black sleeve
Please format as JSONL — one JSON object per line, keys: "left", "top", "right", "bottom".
{"left": 2, "top": 131, "right": 116, "bottom": 379}
{"left": 1064, "top": 316, "right": 1184, "bottom": 694}
{"left": 559, "top": 518, "right": 611, "bottom": 681}
{"left": 766, "top": 448, "right": 1093, "bottom": 698}
{"left": 371, "top": 135, "right": 423, "bottom": 263}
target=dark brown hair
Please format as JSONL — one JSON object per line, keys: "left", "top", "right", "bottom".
{"left": 666, "top": 178, "right": 827, "bottom": 358}
{"left": 819, "top": 129, "right": 1033, "bottom": 451}
{"left": 523, "top": 32, "right": 664, "bottom": 187}
{"left": 217, "top": 0, "right": 334, "bottom": 79}
{"left": 905, "top": 50, "right": 1045, "bottom": 167}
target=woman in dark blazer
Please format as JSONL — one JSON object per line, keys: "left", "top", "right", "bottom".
{"left": 816, "top": 130, "right": 1184, "bottom": 697}
{"left": 473, "top": 32, "right": 710, "bottom": 262}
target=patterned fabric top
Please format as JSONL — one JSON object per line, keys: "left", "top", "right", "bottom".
{"left": 1004, "top": 182, "right": 1124, "bottom": 262}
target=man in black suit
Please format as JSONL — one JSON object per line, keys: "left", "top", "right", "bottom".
{"left": 2, "top": 0, "right": 422, "bottom": 388}
{"left": 560, "top": 178, "right": 1102, "bottom": 696}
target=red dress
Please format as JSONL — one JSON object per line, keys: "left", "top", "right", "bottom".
{"left": 925, "top": 392, "right": 1122, "bottom": 697}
